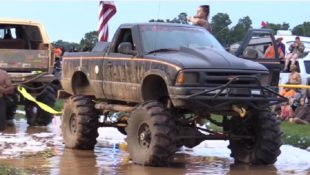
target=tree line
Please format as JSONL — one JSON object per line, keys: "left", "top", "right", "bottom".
{"left": 53, "top": 12, "right": 310, "bottom": 51}
{"left": 150, "top": 12, "right": 310, "bottom": 46}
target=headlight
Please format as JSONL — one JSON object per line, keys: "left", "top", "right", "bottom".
{"left": 260, "top": 74, "right": 270, "bottom": 86}
{"left": 176, "top": 71, "right": 200, "bottom": 85}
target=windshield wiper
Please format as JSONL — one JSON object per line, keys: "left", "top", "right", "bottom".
{"left": 146, "top": 48, "right": 179, "bottom": 54}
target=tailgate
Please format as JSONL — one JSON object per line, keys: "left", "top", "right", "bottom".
{"left": 0, "top": 49, "right": 49, "bottom": 71}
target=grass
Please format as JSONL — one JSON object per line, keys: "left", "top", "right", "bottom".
{"left": 0, "top": 165, "right": 28, "bottom": 175}
{"left": 54, "top": 100, "right": 64, "bottom": 111}
{"left": 281, "top": 121, "right": 310, "bottom": 149}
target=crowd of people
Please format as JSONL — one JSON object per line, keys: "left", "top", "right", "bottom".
{"left": 273, "top": 38, "right": 310, "bottom": 124}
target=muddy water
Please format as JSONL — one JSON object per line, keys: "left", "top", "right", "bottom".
{"left": 0, "top": 117, "right": 310, "bottom": 175}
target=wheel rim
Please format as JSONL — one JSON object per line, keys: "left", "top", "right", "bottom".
{"left": 138, "top": 123, "right": 152, "bottom": 149}
{"left": 69, "top": 114, "right": 78, "bottom": 134}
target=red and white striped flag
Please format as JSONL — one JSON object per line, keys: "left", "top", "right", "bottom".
{"left": 98, "top": 1, "right": 116, "bottom": 42}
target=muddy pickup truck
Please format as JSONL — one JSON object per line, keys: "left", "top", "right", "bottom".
{"left": 0, "top": 18, "right": 60, "bottom": 127}
{"left": 60, "top": 23, "right": 284, "bottom": 166}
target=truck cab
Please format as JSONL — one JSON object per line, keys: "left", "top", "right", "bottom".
{"left": 0, "top": 18, "right": 59, "bottom": 127}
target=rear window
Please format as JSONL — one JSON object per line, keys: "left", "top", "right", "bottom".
{"left": 0, "top": 24, "right": 43, "bottom": 41}
{"left": 0, "top": 27, "right": 17, "bottom": 39}
{"left": 0, "top": 24, "right": 43, "bottom": 49}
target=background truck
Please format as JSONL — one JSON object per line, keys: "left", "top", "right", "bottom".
{"left": 60, "top": 23, "right": 284, "bottom": 166}
{"left": 229, "top": 29, "right": 282, "bottom": 87}
{"left": 0, "top": 18, "right": 60, "bottom": 127}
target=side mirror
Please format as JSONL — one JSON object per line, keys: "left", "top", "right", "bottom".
{"left": 118, "top": 42, "right": 137, "bottom": 55}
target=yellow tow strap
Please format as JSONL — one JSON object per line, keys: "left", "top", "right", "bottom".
{"left": 17, "top": 86, "right": 62, "bottom": 115}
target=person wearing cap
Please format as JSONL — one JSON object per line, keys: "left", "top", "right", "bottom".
{"left": 187, "top": 5, "right": 212, "bottom": 33}
{"left": 283, "top": 36, "right": 305, "bottom": 72}
{"left": 277, "top": 37, "right": 286, "bottom": 58}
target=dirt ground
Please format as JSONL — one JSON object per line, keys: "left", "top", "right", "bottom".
{"left": 0, "top": 115, "right": 309, "bottom": 175}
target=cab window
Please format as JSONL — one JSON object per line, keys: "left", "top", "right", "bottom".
{"left": 113, "top": 28, "right": 134, "bottom": 53}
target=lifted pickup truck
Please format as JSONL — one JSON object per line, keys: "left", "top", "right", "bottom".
{"left": 61, "top": 23, "right": 284, "bottom": 166}
{"left": 0, "top": 18, "right": 59, "bottom": 127}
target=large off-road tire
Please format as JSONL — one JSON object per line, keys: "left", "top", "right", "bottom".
{"left": 4, "top": 93, "right": 18, "bottom": 121}
{"left": 61, "top": 95, "right": 99, "bottom": 150}
{"left": 0, "top": 97, "right": 7, "bottom": 131}
{"left": 25, "top": 84, "right": 57, "bottom": 126}
{"left": 228, "top": 110, "right": 282, "bottom": 165}
{"left": 125, "top": 101, "right": 177, "bottom": 166}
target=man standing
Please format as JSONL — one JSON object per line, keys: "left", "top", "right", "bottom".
{"left": 277, "top": 37, "right": 286, "bottom": 59}
{"left": 0, "top": 69, "right": 14, "bottom": 131}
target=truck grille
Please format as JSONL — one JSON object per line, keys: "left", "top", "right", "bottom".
{"left": 202, "top": 72, "right": 259, "bottom": 87}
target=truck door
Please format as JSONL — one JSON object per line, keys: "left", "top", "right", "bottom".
{"left": 232, "top": 29, "right": 281, "bottom": 87}
{"left": 103, "top": 28, "right": 138, "bottom": 102}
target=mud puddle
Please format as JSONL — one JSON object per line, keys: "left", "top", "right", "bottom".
{"left": 0, "top": 116, "right": 309, "bottom": 175}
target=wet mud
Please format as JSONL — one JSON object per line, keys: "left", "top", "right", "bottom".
{"left": 0, "top": 117, "right": 309, "bottom": 175}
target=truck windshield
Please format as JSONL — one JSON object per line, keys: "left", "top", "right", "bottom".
{"left": 139, "top": 25, "right": 224, "bottom": 54}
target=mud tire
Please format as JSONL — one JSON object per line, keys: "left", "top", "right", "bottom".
{"left": 25, "top": 85, "right": 57, "bottom": 126}
{"left": 0, "top": 98, "right": 7, "bottom": 131}
{"left": 61, "top": 95, "right": 99, "bottom": 150}
{"left": 125, "top": 101, "right": 177, "bottom": 166}
{"left": 4, "top": 93, "right": 18, "bottom": 121}
{"left": 228, "top": 110, "right": 282, "bottom": 165}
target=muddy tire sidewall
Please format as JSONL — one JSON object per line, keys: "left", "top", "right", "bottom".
{"left": 229, "top": 111, "right": 282, "bottom": 165}
{"left": 61, "top": 95, "right": 99, "bottom": 150}
{"left": 0, "top": 97, "right": 7, "bottom": 131}
{"left": 125, "top": 101, "right": 177, "bottom": 166}
{"left": 25, "top": 85, "right": 57, "bottom": 126}
{"left": 4, "top": 93, "right": 18, "bottom": 121}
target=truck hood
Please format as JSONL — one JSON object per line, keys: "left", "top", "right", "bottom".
{"left": 146, "top": 46, "right": 268, "bottom": 72}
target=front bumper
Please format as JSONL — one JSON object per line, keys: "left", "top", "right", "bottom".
{"left": 169, "top": 76, "right": 286, "bottom": 111}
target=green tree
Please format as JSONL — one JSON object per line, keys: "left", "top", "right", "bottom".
{"left": 80, "top": 31, "right": 98, "bottom": 51}
{"left": 211, "top": 13, "right": 232, "bottom": 45}
{"left": 52, "top": 40, "right": 80, "bottom": 51}
{"left": 150, "top": 12, "right": 188, "bottom": 24}
{"left": 292, "top": 22, "right": 310, "bottom": 37}
{"left": 229, "top": 16, "right": 253, "bottom": 44}
{"left": 265, "top": 22, "right": 290, "bottom": 34}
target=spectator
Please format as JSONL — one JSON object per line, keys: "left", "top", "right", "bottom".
{"left": 283, "top": 36, "right": 305, "bottom": 72}
{"left": 277, "top": 37, "right": 286, "bottom": 58}
{"left": 289, "top": 97, "right": 310, "bottom": 124}
{"left": 264, "top": 43, "right": 284, "bottom": 59}
{"left": 187, "top": 5, "right": 212, "bottom": 33}
{"left": 279, "top": 85, "right": 297, "bottom": 120}
{"left": 54, "top": 47, "right": 63, "bottom": 58}
{"left": 288, "top": 64, "right": 301, "bottom": 85}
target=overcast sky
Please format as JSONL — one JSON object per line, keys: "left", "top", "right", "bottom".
{"left": 0, "top": 0, "right": 309, "bottom": 43}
